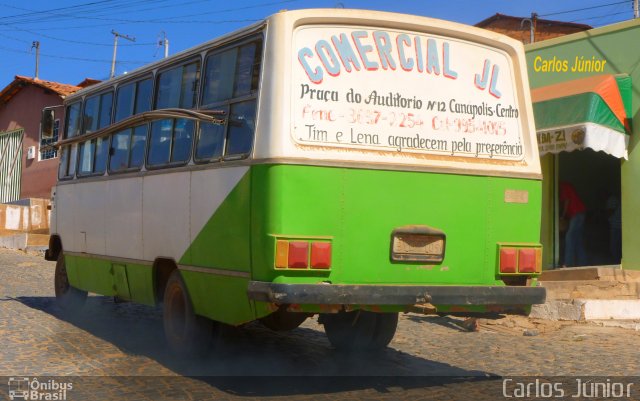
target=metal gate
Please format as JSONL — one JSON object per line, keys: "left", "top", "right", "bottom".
{"left": 0, "top": 129, "right": 23, "bottom": 203}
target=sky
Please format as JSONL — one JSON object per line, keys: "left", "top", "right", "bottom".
{"left": 0, "top": 0, "right": 636, "bottom": 89}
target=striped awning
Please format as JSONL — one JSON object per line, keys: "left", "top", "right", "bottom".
{"left": 532, "top": 74, "right": 631, "bottom": 159}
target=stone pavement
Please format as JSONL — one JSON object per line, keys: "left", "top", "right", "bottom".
{"left": 1, "top": 248, "right": 639, "bottom": 400}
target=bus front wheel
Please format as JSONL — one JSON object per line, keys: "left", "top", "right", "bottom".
{"left": 322, "top": 311, "right": 398, "bottom": 351}
{"left": 163, "top": 270, "right": 213, "bottom": 357}
{"left": 54, "top": 254, "right": 87, "bottom": 312}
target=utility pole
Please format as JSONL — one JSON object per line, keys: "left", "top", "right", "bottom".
{"left": 635, "top": 0, "right": 639, "bottom": 19}
{"left": 158, "top": 31, "right": 169, "bottom": 58}
{"left": 31, "top": 41, "right": 40, "bottom": 79}
{"left": 520, "top": 12, "right": 537, "bottom": 44}
{"left": 110, "top": 30, "right": 135, "bottom": 79}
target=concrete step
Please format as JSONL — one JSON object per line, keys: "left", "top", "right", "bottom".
{"left": 540, "top": 280, "right": 640, "bottom": 300}
{"left": 540, "top": 266, "right": 640, "bottom": 282}
{"left": 531, "top": 299, "right": 640, "bottom": 321}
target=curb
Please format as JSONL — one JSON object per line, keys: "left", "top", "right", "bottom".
{"left": 531, "top": 299, "right": 640, "bottom": 321}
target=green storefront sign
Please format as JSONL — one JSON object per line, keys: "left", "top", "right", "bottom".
{"left": 526, "top": 19, "right": 639, "bottom": 269}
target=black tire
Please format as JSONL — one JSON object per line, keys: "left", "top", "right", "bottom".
{"left": 369, "top": 313, "right": 399, "bottom": 349}
{"left": 54, "top": 254, "right": 87, "bottom": 312}
{"left": 163, "top": 270, "right": 213, "bottom": 357}
{"left": 260, "top": 309, "right": 309, "bottom": 331}
{"left": 323, "top": 311, "right": 398, "bottom": 351}
{"left": 322, "top": 311, "right": 377, "bottom": 351}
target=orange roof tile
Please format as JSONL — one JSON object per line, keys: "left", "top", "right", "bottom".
{"left": 14, "top": 75, "right": 81, "bottom": 96}
{"left": 0, "top": 75, "right": 82, "bottom": 106}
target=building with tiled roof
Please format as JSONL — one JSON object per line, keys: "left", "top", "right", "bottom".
{"left": 475, "top": 13, "right": 592, "bottom": 44}
{"left": 0, "top": 76, "right": 87, "bottom": 203}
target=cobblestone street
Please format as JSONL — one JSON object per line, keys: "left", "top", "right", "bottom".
{"left": 1, "top": 248, "right": 639, "bottom": 400}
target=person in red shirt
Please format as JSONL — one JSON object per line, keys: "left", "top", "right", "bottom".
{"left": 559, "top": 181, "right": 587, "bottom": 267}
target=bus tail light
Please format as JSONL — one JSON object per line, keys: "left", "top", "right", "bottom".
{"left": 288, "top": 241, "right": 309, "bottom": 268}
{"left": 310, "top": 242, "right": 331, "bottom": 269}
{"left": 499, "top": 248, "right": 517, "bottom": 273}
{"left": 518, "top": 248, "right": 541, "bottom": 273}
{"left": 275, "top": 240, "right": 289, "bottom": 268}
{"left": 275, "top": 239, "right": 332, "bottom": 269}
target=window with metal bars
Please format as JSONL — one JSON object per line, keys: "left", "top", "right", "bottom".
{"left": 40, "top": 119, "right": 59, "bottom": 160}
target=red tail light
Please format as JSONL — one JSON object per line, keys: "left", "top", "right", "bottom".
{"left": 499, "top": 248, "right": 517, "bottom": 273}
{"left": 311, "top": 242, "right": 331, "bottom": 269}
{"left": 288, "top": 241, "right": 309, "bottom": 268}
{"left": 518, "top": 248, "right": 535, "bottom": 273}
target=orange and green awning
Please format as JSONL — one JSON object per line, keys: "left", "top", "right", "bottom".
{"left": 532, "top": 74, "right": 631, "bottom": 159}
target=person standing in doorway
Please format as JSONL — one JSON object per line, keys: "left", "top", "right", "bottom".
{"left": 560, "top": 181, "right": 587, "bottom": 267}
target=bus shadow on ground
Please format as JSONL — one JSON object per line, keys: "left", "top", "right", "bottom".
{"left": 15, "top": 295, "right": 499, "bottom": 397}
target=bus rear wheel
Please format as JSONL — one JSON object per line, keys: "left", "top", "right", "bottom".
{"left": 322, "top": 311, "right": 398, "bottom": 351}
{"left": 54, "top": 254, "right": 87, "bottom": 312}
{"left": 163, "top": 270, "right": 213, "bottom": 357}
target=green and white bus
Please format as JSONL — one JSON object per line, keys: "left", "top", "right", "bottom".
{"left": 45, "top": 9, "right": 545, "bottom": 353}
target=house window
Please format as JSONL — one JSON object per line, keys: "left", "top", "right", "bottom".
{"left": 40, "top": 119, "right": 59, "bottom": 160}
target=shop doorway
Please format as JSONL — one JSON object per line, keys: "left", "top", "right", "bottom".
{"left": 556, "top": 149, "right": 621, "bottom": 267}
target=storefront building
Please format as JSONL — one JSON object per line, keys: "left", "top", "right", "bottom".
{"left": 525, "top": 19, "right": 638, "bottom": 270}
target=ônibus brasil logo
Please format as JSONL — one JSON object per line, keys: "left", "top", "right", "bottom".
{"left": 8, "top": 377, "right": 72, "bottom": 400}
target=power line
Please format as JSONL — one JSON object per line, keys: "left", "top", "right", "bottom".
{"left": 0, "top": 0, "right": 296, "bottom": 27}
{"left": 0, "top": 43, "right": 147, "bottom": 65}
{"left": 569, "top": 9, "right": 630, "bottom": 22}
{"left": 539, "top": 0, "right": 629, "bottom": 17}
{"left": 2, "top": 24, "right": 156, "bottom": 47}
{"left": 0, "top": 31, "right": 32, "bottom": 44}
{"left": 0, "top": 0, "right": 117, "bottom": 21}
{"left": 0, "top": 0, "right": 163, "bottom": 25}
{"left": 12, "top": 18, "right": 261, "bottom": 32}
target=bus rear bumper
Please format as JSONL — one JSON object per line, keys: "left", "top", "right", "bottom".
{"left": 247, "top": 281, "right": 546, "bottom": 308}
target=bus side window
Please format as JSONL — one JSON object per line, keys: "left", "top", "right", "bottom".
{"left": 110, "top": 130, "right": 131, "bottom": 172}
{"left": 195, "top": 122, "right": 224, "bottom": 160}
{"left": 64, "top": 102, "right": 81, "bottom": 139}
{"left": 78, "top": 139, "right": 94, "bottom": 176}
{"left": 114, "top": 84, "right": 135, "bottom": 123}
{"left": 58, "top": 146, "right": 70, "bottom": 179}
{"left": 202, "top": 49, "right": 236, "bottom": 106}
{"left": 59, "top": 102, "right": 82, "bottom": 179}
{"left": 148, "top": 119, "right": 173, "bottom": 166}
{"left": 130, "top": 126, "right": 147, "bottom": 168}
{"left": 172, "top": 119, "right": 194, "bottom": 163}
{"left": 110, "top": 78, "right": 152, "bottom": 173}
{"left": 197, "top": 38, "right": 262, "bottom": 162}
{"left": 83, "top": 92, "right": 113, "bottom": 135}
{"left": 233, "top": 42, "right": 260, "bottom": 97}
{"left": 94, "top": 136, "right": 109, "bottom": 174}
{"left": 148, "top": 61, "right": 200, "bottom": 168}
{"left": 78, "top": 136, "right": 109, "bottom": 177}
{"left": 226, "top": 100, "right": 256, "bottom": 157}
